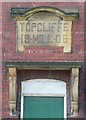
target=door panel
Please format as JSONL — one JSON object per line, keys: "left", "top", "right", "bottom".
{"left": 23, "top": 96, "right": 64, "bottom": 118}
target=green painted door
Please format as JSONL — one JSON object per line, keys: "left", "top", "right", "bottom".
{"left": 23, "top": 96, "right": 64, "bottom": 118}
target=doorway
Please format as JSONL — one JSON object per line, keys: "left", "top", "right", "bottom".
{"left": 21, "top": 79, "right": 66, "bottom": 118}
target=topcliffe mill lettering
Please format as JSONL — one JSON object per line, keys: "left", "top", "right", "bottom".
{"left": 17, "top": 21, "right": 71, "bottom": 45}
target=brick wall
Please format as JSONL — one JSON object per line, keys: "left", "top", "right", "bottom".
{"left": 84, "top": 2, "right": 86, "bottom": 119}
{"left": 0, "top": 1, "right": 2, "bottom": 119}
{"left": 2, "top": 2, "right": 85, "bottom": 118}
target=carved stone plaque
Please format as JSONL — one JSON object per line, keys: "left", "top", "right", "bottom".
{"left": 17, "top": 20, "right": 72, "bottom": 53}
{"left": 11, "top": 7, "right": 78, "bottom": 53}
